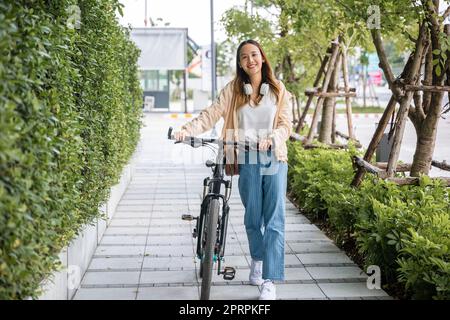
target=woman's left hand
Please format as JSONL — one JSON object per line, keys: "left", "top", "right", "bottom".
{"left": 258, "top": 138, "right": 272, "bottom": 151}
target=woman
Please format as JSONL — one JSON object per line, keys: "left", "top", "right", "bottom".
{"left": 174, "top": 39, "right": 292, "bottom": 300}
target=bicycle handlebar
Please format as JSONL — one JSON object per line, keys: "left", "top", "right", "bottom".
{"left": 167, "top": 127, "right": 271, "bottom": 151}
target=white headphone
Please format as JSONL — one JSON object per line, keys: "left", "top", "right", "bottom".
{"left": 243, "top": 82, "right": 269, "bottom": 96}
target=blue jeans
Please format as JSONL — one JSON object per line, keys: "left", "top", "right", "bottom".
{"left": 237, "top": 150, "right": 288, "bottom": 281}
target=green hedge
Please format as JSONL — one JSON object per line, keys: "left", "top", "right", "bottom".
{"left": 0, "top": 0, "right": 142, "bottom": 299}
{"left": 287, "top": 142, "right": 450, "bottom": 300}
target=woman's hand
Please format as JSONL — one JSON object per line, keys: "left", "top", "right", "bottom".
{"left": 258, "top": 138, "right": 272, "bottom": 151}
{"left": 174, "top": 130, "right": 188, "bottom": 142}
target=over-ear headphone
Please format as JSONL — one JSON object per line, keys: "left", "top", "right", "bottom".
{"left": 243, "top": 83, "right": 269, "bottom": 96}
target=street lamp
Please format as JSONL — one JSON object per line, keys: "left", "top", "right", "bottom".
{"left": 210, "top": 0, "right": 217, "bottom": 136}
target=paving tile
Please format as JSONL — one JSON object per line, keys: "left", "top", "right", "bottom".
{"left": 145, "top": 245, "right": 194, "bottom": 257}
{"left": 276, "top": 283, "right": 327, "bottom": 300}
{"left": 142, "top": 256, "right": 197, "bottom": 269}
{"left": 147, "top": 225, "right": 191, "bottom": 235}
{"left": 109, "top": 218, "right": 150, "bottom": 227}
{"left": 318, "top": 282, "right": 389, "bottom": 298}
{"left": 146, "top": 234, "right": 193, "bottom": 245}
{"left": 151, "top": 212, "right": 194, "bottom": 218}
{"left": 121, "top": 194, "right": 157, "bottom": 200}
{"left": 150, "top": 218, "right": 190, "bottom": 226}
{"left": 221, "top": 255, "right": 249, "bottom": 268}
{"left": 74, "top": 287, "right": 138, "bottom": 300}
{"left": 296, "top": 253, "right": 353, "bottom": 265}
{"left": 284, "top": 254, "right": 302, "bottom": 266}
{"left": 81, "top": 271, "right": 140, "bottom": 285}
{"left": 285, "top": 224, "right": 320, "bottom": 232}
{"left": 285, "top": 231, "right": 331, "bottom": 241}
{"left": 288, "top": 242, "right": 341, "bottom": 254}
{"left": 306, "top": 266, "right": 368, "bottom": 280}
{"left": 104, "top": 227, "right": 149, "bottom": 235}
{"left": 100, "top": 235, "right": 147, "bottom": 246}
{"left": 220, "top": 244, "right": 248, "bottom": 255}
{"left": 284, "top": 267, "right": 312, "bottom": 281}
{"left": 152, "top": 205, "right": 190, "bottom": 212}
{"left": 137, "top": 286, "right": 199, "bottom": 300}
{"left": 94, "top": 246, "right": 145, "bottom": 257}
{"left": 116, "top": 205, "right": 153, "bottom": 212}
{"left": 121, "top": 199, "right": 188, "bottom": 206}
{"left": 88, "top": 257, "right": 143, "bottom": 270}
{"left": 209, "top": 285, "right": 260, "bottom": 300}
{"left": 139, "top": 270, "right": 198, "bottom": 284}
{"left": 113, "top": 212, "right": 152, "bottom": 218}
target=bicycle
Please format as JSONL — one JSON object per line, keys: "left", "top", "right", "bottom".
{"left": 167, "top": 127, "right": 268, "bottom": 300}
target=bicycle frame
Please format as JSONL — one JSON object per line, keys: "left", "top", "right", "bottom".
{"left": 195, "top": 143, "right": 233, "bottom": 277}
{"left": 168, "top": 126, "right": 269, "bottom": 298}
{"left": 167, "top": 127, "right": 238, "bottom": 284}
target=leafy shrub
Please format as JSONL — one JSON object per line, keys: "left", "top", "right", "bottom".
{"left": 0, "top": 0, "right": 142, "bottom": 299}
{"left": 287, "top": 141, "right": 450, "bottom": 299}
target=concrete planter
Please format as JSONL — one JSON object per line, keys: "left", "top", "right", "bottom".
{"left": 38, "top": 156, "right": 136, "bottom": 300}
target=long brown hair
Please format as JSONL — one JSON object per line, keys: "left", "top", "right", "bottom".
{"left": 232, "top": 39, "right": 281, "bottom": 110}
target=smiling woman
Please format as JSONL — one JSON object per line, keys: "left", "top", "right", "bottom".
{"left": 173, "top": 39, "right": 293, "bottom": 300}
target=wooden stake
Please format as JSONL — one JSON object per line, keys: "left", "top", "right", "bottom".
{"left": 351, "top": 96, "right": 397, "bottom": 187}
{"left": 386, "top": 177, "right": 450, "bottom": 186}
{"left": 295, "top": 49, "right": 330, "bottom": 133}
{"left": 431, "top": 160, "right": 450, "bottom": 171}
{"left": 341, "top": 46, "right": 355, "bottom": 139}
{"left": 306, "top": 40, "right": 340, "bottom": 143}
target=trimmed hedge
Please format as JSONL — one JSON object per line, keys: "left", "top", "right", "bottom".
{"left": 287, "top": 142, "right": 450, "bottom": 300}
{"left": 0, "top": 0, "right": 142, "bottom": 299}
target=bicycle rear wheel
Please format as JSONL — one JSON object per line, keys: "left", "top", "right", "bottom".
{"left": 200, "top": 198, "right": 220, "bottom": 300}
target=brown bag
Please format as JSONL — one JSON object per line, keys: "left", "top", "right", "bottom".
{"left": 224, "top": 145, "right": 239, "bottom": 176}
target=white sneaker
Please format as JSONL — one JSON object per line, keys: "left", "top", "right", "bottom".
{"left": 259, "top": 279, "right": 276, "bottom": 300}
{"left": 249, "top": 260, "right": 263, "bottom": 286}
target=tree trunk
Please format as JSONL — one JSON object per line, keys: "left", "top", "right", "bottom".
{"left": 319, "top": 94, "right": 334, "bottom": 143}
{"left": 410, "top": 95, "right": 443, "bottom": 176}
{"left": 319, "top": 53, "right": 340, "bottom": 143}
{"left": 409, "top": 21, "right": 449, "bottom": 176}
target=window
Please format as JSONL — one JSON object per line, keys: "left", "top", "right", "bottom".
{"left": 140, "top": 70, "right": 169, "bottom": 92}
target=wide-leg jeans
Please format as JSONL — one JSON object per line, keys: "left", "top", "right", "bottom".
{"left": 237, "top": 150, "right": 287, "bottom": 281}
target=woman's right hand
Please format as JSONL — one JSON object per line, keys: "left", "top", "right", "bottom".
{"left": 174, "top": 130, "right": 188, "bottom": 142}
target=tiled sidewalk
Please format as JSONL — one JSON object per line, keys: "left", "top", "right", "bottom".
{"left": 73, "top": 113, "right": 391, "bottom": 300}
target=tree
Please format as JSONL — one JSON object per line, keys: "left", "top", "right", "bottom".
{"left": 221, "top": 0, "right": 370, "bottom": 144}
{"left": 337, "top": 0, "right": 450, "bottom": 179}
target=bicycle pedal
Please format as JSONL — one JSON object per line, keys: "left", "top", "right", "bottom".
{"left": 222, "top": 266, "right": 236, "bottom": 280}
{"left": 181, "top": 214, "right": 195, "bottom": 221}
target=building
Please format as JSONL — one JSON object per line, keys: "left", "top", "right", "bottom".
{"left": 130, "top": 27, "right": 188, "bottom": 111}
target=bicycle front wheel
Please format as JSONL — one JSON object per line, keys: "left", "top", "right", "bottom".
{"left": 200, "top": 198, "right": 220, "bottom": 300}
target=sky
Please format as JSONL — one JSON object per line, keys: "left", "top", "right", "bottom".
{"left": 118, "top": 0, "right": 246, "bottom": 46}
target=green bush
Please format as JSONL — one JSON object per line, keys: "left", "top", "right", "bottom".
{"left": 287, "top": 141, "right": 450, "bottom": 299}
{"left": 0, "top": 0, "right": 142, "bottom": 299}
{"left": 287, "top": 142, "right": 362, "bottom": 241}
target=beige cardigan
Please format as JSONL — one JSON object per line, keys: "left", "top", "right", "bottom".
{"left": 180, "top": 80, "right": 293, "bottom": 162}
